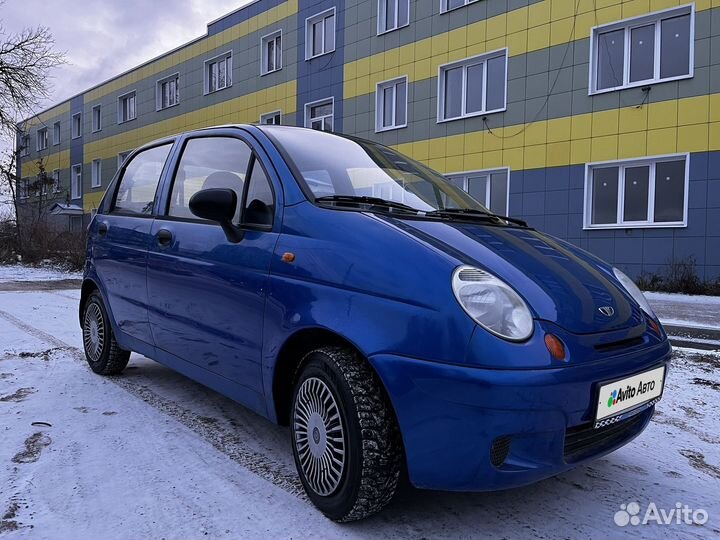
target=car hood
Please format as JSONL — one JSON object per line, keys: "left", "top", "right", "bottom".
{"left": 388, "top": 218, "right": 643, "bottom": 335}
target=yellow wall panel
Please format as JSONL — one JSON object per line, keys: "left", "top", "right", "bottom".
{"left": 618, "top": 131, "right": 648, "bottom": 158}
{"left": 590, "top": 135, "right": 618, "bottom": 161}
{"left": 678, "top": 96, "right": 710, "bottom": 126}
{"left": 646, "top": 127, "right": 678, "bottom": 155}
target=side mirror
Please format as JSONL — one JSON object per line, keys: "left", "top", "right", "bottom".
{"left": 189, "top": 188, "right": 244, "bottom": 243}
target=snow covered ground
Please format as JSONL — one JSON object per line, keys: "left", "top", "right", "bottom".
{"left": 0, "top": 277, "right": 719, "bottom": 538}
{"left": 645, "top": 292, "right": 720, "bottom": 331}
{"left": 0, "top": 264, "right": 82, "bottom": 283}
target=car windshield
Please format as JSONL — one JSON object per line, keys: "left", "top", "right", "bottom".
{"left": 264, "top": 127, "right": 491, "bottom": 213}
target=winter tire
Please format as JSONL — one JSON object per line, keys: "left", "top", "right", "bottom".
{"left": 82, "top": 291, "right": 130, "bottom": 375}
{"left": 290, "top": 346, "right": 402, "bottom": 521}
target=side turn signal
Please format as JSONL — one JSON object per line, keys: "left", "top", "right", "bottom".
{"left": 544, "top": 334, "right": 566, "bottom": 361}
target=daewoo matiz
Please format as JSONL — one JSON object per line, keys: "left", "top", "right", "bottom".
{"left": 81, "top": 125, "right": 671, "bottom": 521}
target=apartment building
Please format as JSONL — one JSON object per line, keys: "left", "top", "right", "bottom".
{"left": 15, "top": 0, "right": 720, "bottom": 279}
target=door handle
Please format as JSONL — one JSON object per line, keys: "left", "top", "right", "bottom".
{"left": 98, "top": 222, "right": 108, "bottom": 236}
{"left": 156, "top": 228, "right": 173, "bottom": 247}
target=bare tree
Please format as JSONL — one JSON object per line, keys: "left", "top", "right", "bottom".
{"left": 0, "top": 21, "right": 66, "bottom": 136}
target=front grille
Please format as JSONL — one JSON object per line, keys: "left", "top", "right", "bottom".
{"left": 490, "top": 436, "right": 512, "bottom": 467}
{"left": 564, "top": 412, "right": 645, "bottom": 463}
{"left": 594, "top": 336, "right": 644, "bottom": 353}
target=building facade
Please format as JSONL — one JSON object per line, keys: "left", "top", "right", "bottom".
{"left": 16, "top": 0, "right": 720, "bottom": 280}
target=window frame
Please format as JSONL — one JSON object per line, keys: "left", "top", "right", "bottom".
{"left": 378, "top": 0, "right": 410, "bottom": 35}
{"left": 583, "top": 153, "right": 690, "bottom": 230}
{"left": 445, "top": 167, "right": 511, "bottom": 215}
{"left": 260, "top": 30, "right": 282, "bottom": 76}
{"left": 19, "top": 177, "right": 30, "bottom": 199}
{"left": 156, "top": 73, "right": 180, "bottom": 111}
{"left": 260, "top": 110, "right": 282, "bottom": 125}
{"left": 109, "top": 141, "right": 174, "bottom": 217}
{"left": 437, "top": 48, "right": 508, "bottom": 123}
{"left": 305, "top": 8, "right": 336, "bottom": 60}
{"left": 117, "top": 90, "right": 137, "bottom": 124}
{"left": 588, "top": 4, "right": 695, "bottom": 95}
{"left": 72, "top": 113, "right": 82, "bottom": 139}
{"left": 36, "top": 128, "right": 48, "bottom": 151}
{"left": 20, "top": 135, "right": 30, "bottom": 157}
{"left": 204, "top": 51, "right": 233, "bottom": 94}
{"left": 117, "top": 150, "right": 133, "bottom": 170}
{"left": 440, "top": 0, "right": 479, "bottom": 14}
{"left": 91, "top": 158, "right": 102, "bottom": 188}
{"left": 375, "top": 76, "right": 408, "bottom": 132}
{"left": 162, "top": 134, "right": 276, "bottom": 230}
{"left": 52, "top": 168, "right": 61, "bottom": 193}
{"left": 92, "top": 105, "right": 102, "bottom": 133}
{"left": 53, "top": 121, "right": 61, "bottom": 146}
{"left": 71, "top": 164, "right": 82, "bottom": 200}
{"left": 304, "top": 97, "right": 335, "bottom": 131}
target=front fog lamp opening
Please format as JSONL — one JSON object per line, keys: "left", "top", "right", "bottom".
{"left": 452, "top": 266, "right": 533, "bottom": 342}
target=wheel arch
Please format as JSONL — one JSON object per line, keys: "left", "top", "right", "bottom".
{"left": 79, "top": 278, "right": 100, "bottom": 327}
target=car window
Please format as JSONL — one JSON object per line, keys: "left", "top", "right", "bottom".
{"left": 242, "top": 159, "right": 275, "bottom": 227}
{"left": 168, "top": 136, "right": 252, "bottom": 223}
{"left": 113, "top": 144, "right": 172, "bottom": 215}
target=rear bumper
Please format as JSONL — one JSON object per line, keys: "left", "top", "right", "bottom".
{"left": 368, "top": 340, "right": 671, "bottom": 491}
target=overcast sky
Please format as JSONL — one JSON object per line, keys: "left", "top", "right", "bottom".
{"left": 1, "top": 0, "right": 251, "bottom": 152}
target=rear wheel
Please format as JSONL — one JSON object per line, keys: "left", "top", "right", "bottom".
{"left": 290, "top": 346, "right": 402, "bottom": 522}
{"left": 82, "top": 291, "right": 130, "bottom": 375}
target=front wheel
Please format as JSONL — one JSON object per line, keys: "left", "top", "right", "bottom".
{"left": 82, "top": 291, "right": 130, "bottom": 375}
{"left": 290, "top": 346, "right": 402, "bottom": 522}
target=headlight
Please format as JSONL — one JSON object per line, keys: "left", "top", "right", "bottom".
{"left": 612, "top": 267, "right": 655, "bottom": 317}
{"left": 452, "top": 265, "right": 533, "bottom": 341}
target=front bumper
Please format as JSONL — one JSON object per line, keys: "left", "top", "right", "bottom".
{"left": 368, "top": 340, "right": 671, "bottom": 491}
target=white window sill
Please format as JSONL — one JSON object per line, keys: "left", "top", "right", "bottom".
{"left": 437, "top": 106, "right": 506, "bottom": 124}
{"left": 306, "top": 49, "right": 334, "bottom": 61}
{"left": 156, "top": 102, "right": 180, "bottom": 112}
{"left": 118, "top": 117, "right": 137, "bottom": 125}
{"left": 375, "top": 123, "right": 408, "bottom": 133}
{"left": 260, "top": 67, "right": 282, "bottom": 77}
{"left": 377, "top": 22, "right": 410, "bottom": 36}
{"left": 589, "top": 73, "right": 693, "bottom": 96}
{"left": 204, "top": 85, "right": 232, "bottom": 96}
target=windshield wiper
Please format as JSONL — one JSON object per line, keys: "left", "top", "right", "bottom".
{"left": 424, "top": 208, "right": 528, "bottom": 227}
{"left": 314, "top": 195, "right": 419, "bottom": 214}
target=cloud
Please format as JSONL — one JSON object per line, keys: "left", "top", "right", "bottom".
{"left": 1, "top": 0, "right": 251, "bottom": 110}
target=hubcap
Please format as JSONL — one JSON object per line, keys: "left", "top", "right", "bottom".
{"left": 83, "top": 303, "right": 105, "bottom": 363}
{"left": 293, "top": 377, "right": 345, "bottom": 496}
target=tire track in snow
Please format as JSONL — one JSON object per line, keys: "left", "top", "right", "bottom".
{"left": 0, "top": 308, "right": 306, "bottom": 499}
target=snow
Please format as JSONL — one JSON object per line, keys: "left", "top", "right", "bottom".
{"left": 0, "top": 288, "right": 719, "bottom": 538}
{"left": 0, "top": 264, "right": 82, "bottom": 282}
{"left": 645, "top": 291, "right": 720, "bottom": 305}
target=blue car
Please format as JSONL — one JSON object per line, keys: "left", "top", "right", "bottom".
{"left": 81, "top": 125, "right": 670, "bottom": 521}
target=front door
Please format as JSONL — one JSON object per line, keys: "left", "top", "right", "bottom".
{"left": 93, "top": 142, "right": 174, "bottom": 345}
{"left": 146, "top": 133, "right": 279, "bottom": 398}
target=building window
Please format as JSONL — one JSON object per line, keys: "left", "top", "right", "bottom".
{"left": 157, "top": 73, "right": 180, "bottom": 110}
{"left": 441, "top": 0, "right": 478, "bottom": 13}
{"left": 261, "top": 31, "right": 282, "bottom": 75}
{"left": 53, "top": 122, "right": 61, "bottom": 145}
{"left": 91, "top": 159, "right": 102, "bottom": 188}
{"left": 590, "top": 5, "right": 693, "bottom": 94}
{"left": 378, "top": 0, "right": 409, "bottom": 34}
{"left": 446, "top": 168, "right": 510, "bottom": 216}
{"left": 19, "top": 177, "right": 29, "bottom": 199}
{"left": 39, "top": 173, "right": 49, "bottom": 196}
{"left": 71, "top": 164, "right": 82, "bottom": 200}
{"left": 118, "top": 150, "right": 132, "bottom": 169}
{"left": 52, "top": 169, "right": 61, "bottom": 193}
{"left": 20, "top": 135, "right": 30, "bottom": 156}
{"left": 92, "top": 105, "right": 102, "bottom": 132}
{"left": 260, "top": 111, "right": 282, "bottom": 125}
{"left": 305, "top": 8, "right": 335, "bottom": 60}
{"left": 305, "top": 98, "right": 334, "bottom": 131}
{"left": 118, "top": 91, "right": 137, "bottom": 123}
{"left": 438, "top": 49, "right": 507, "bottom": 122}
{"left": 36, "top": 128, "right": 48, "bottom": 151}
{"left": 584, "top": 154, "right": 688, "bottom": 229}
{"left": 205, "top": 52, "right": 232, "bottom": 94}
{"left": 72, "top": 113, "right": 82, "bottom": 139}
{"left": 376, "top": 76, "right": 407, "bottom": 132}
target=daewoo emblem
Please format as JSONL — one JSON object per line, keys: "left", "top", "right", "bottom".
{"left": 598, "top": 306, "right": 615, "bottom": 317}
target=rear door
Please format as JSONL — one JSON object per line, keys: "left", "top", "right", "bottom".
{"left": 93, "top": 142, "right": 174, "bottom": 345}
{"left": 146, "top": 130, "right": 280, "bottom": 398}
